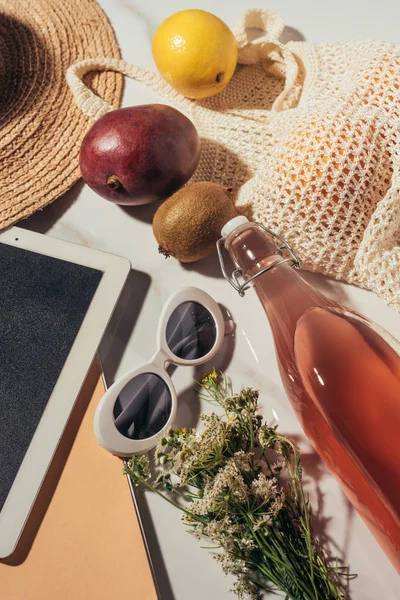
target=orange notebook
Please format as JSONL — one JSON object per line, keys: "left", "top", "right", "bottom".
{"left": 0, "top": 364, "right": 157, "bottom": 600}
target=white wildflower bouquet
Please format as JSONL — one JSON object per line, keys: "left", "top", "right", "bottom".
{"left": 125, "top": 372, "right": 352, "bottom": 600}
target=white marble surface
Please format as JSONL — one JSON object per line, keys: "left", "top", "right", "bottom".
{"left": 23, "top": 1, "right": 400, "bottom": 598}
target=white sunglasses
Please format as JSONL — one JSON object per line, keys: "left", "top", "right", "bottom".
{"left": 94, "top": 287, "right": 226, "bottom": 456}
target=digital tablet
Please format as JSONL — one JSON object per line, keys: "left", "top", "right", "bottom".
{"left": 0, "top": 226, "right": 130, "bottom": 558}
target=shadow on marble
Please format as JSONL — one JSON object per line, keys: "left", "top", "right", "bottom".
{"left": 181, "top": 251, "right": 225, "bottom": 279}
{"left": 245, "top": 21, "right": 305, "bottom": 46}
{"left": 20, "top": 180, "right": 84, "bottom": 234}
{"left": 99, "top": 268, "right": 151, "bottom": 383}
{"left": 280, "top": 25, "right": 306, "bottom": 45}
{"left": 120, "top": 197, "right": 164, "bottom": 224}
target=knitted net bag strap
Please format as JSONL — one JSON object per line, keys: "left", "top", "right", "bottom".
{"left": 66, "top": 9, "right": 299, "bottom": 118}
{"left": 233, "top": 8, "right": 299, "bottom": 112}
{"left": 66, "top": 57, "right": 191, "bottom": 120}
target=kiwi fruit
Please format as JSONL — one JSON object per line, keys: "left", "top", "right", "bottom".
{"left": 153, "top": 182, "right": 237, "bottom": 262}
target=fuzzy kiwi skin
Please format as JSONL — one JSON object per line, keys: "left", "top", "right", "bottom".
{"left": 153, "top": 182, "right": 237, "bottom": 262}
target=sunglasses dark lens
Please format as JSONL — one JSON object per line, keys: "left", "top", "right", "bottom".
{"left": 166, "top": 301, "right": 217, "bottom": 360}
{"left": 113, "top": 373, "right": 172, "bottom": 440}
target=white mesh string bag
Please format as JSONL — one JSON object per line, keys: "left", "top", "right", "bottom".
{"left": 67, "top": 9, "right": 400, "bottom": 309}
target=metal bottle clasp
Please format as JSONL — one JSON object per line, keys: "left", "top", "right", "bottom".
{"left": 216, "top": 223, "right": 301, "bottom": 297}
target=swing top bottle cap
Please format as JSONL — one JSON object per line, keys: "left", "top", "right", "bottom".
{"left": 221, "top": 216, "right": 249, "bottom": 238}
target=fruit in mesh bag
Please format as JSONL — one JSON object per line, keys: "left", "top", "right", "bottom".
{"left": 274, "top": 115, "right": 389, "bottom": 230}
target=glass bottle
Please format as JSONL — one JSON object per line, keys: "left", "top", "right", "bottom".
{"left": 219, "top": 216, "right": 400, "bottom": 572}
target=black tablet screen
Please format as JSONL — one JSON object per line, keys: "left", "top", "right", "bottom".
{"left": 0, "top": 243, "right": 102, "bottom": 510}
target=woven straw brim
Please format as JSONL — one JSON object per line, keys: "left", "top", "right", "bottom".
{"left": 0, "top": 0, "right": 123, "bottom": 230}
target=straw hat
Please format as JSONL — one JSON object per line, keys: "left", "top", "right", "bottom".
{"left": 0, "top": 0, "right": 123, "bottom": 230}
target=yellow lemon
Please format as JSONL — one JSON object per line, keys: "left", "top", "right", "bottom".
{"left": 152, "top": 9, "right": 238, "bottom": 99}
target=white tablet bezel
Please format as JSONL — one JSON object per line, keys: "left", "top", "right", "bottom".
{"left": 0, "top": 226, "right": 131, "bottom": 558}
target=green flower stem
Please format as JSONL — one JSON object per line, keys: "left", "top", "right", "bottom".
{"left": 239, "top": 509, "right": 320, "bottom": 600}
{"left": 262, "top": 547, "right": 317, "bottom": 599}
{"left": 272, "top": 515, "right": 343, "bottom": 600}
{"left": 256, "top": 563, "right": 289, "bottom": 593}
{"left": 267, "top": 529, "right": 319, "bottom": 600}
{"left": 248, "top": 411, "right": 255, "bottom": 452}
{"left": 244, "top": 504, "right": 341, "bottom": 600}
{"left": 129, "top": 473, "right": 208, "bottom": 525}
{"left": 273, "top": 434, "right": 320, "bottom": 600}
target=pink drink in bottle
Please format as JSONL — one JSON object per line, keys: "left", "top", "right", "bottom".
{"left": 219, "top": 216, "right": 400, "bottom": 572}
